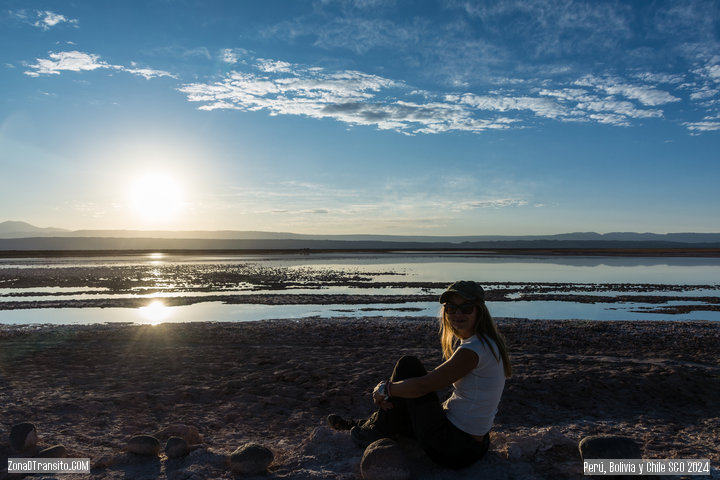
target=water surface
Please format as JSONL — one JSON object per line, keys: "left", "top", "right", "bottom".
{"left": 1, "top": 252, "right": 718, "bottom": 324}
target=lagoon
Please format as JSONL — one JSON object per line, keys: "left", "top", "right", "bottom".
{"left": 1, "top": 252, "right": 718, "bottom": 324}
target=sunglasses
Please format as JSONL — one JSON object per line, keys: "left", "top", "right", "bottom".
{"left": 444, "top": 302, "right": 476, "bottom": 314}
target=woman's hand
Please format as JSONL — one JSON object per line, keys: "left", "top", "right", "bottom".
{"left": 372, "top": 382, "right": 393, "bottom": 410}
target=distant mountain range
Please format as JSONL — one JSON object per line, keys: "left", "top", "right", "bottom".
{"left": 1, "top": 220, "right": 720, "bottom": 251}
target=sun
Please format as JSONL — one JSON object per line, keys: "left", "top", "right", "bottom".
{"left": 128, "top": 172, "right": 185, "bottom": 223}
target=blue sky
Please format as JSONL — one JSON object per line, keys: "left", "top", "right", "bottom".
{"left": 1, "top": 0, "right": 719, "bottom": 235}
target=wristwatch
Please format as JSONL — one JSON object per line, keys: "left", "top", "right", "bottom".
{"left": 376, "top": 381, "right": 388, "bottom": 400}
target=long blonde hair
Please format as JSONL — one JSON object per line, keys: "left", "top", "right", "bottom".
{"left": 440, "top": 301, "right": 512, "bottom": 378}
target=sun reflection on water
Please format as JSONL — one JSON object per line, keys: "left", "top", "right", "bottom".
{"left": 138, "top": 300, "right": 173, "bottom": 325}
{"left": 148, "top": 252, "right": 165, "bottom": 266}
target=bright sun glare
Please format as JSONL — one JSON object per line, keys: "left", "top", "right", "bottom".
{"left": 138, "top": 300, "right": 173, "bottom": 325}
{"left": 129, "top": 173, "right": 184, "bottom": 223}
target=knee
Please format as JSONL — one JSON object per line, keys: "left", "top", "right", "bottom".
{"left": 396, "top": 355, "right": 422, "bottom": 369}
{"left": 393, "top": 355, "right": 426, "bottom": 379}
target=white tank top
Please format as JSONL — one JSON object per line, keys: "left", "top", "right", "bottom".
{"left": 443, "top": 335, "right": 506, "bottom": 436}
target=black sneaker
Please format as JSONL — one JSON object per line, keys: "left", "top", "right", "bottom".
{"left": 327, "top": 414, "right": 360, "bottom": 431}
{"left": 350, "top": 423, "right": 389, "bottom": 448}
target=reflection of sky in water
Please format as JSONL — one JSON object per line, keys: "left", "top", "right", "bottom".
{"left": 1, "top": 253, "right": 719, "bottom": 325}
{"left": 2, "top": 300, "right": 719, "bottom": 325}
{"left": 2, "top": 252, "right": 720, "bottom": 285}
{"left": 2, "top": 285, "right": 719, "bottom": 304}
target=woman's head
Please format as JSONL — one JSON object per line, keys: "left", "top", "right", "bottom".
{"left": 439, "top": 280, "right": 486, "bottom": 338}
{"left": 439, "top": 280, "right": 512, "bottom": 377}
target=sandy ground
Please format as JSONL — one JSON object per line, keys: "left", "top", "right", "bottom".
{"left": 1, "top": 317, "right": 718, "bottom": 479}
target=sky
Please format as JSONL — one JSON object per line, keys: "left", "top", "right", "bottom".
{"left": 1, "top": 0, "right": 719, "bottom": 236}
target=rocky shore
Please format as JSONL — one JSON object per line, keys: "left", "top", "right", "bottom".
{"left": 1, "top": 317, "right": 718, "bottom": 479}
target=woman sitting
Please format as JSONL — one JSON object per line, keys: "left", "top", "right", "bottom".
{"left": 328, "top": 280, "right": 512, "bottom": 469}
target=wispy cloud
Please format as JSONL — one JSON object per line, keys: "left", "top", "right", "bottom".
{"left": 10, "top": 9, "right": 78, "bottom": 30}
{"left": 24, "top": 51, "right": 108, "bottom": 76}
{"left": 33, "top": 10, "right": 78, "bottom": 30}
{"left": 213, "top": 175, "right": 533, "bottom": 232}
{"left": 684, "top": 118, "right": 720, "bottom": 132}
{"left": 464, "top": 199, "right": 529, "bottom": 209}
{"left": 179, "top": 63, "right": 523, "bottom": 134}
{"left": 688, "top": 59, "right": 720, "bottom": 106}
{"left": 24, "top": 51, "right": 176, "bottom": 80}
{"left": 455, "top": 0, "right": 633, "bottom": 58}
{"left": 221, "top": 48, "right": 250, "bottom": 64}
{"left": 179, "top": 55, "right": 684, "bottom": 132}
{"left": 18, "top": 2, "right": 720, "bottom": 136}
{"left": 575, "top": 75, "right": 680, "bottom": 106}
{"left": 455, "top": 94, "right": 567, "bottom": 119}
{"left": 123, "top": 64, "right": 177, "bottom": 80}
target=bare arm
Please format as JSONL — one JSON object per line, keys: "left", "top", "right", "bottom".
{"left": 388, "top": 348, "right": 479, "bottom": 399}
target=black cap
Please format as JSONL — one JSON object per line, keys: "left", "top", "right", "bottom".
{"left": 439, "top": 280, "right": 485, "bottom": 304}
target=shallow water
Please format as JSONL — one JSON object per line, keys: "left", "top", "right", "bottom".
{"left": 1, "top": 252, "right": 719, "bottom": 324}
{"left": 2, "top": 299, "right": 717, "bottom": 326}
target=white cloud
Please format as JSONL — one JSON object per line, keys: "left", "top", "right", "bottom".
{"left": 221, "top": 48, "right": 250, "bottom": 64}
{"left": 458, "top": 94, "right": 567, "bottom": 119}
{"left": 24, "top": 51, "right": 108, "bottom": 76}
{"left": 33, "top": 10, "right": 78, "bottom": 30}
{"left": 684, "top": 120, "right": 720, "bottom": 132}
{"left": 587, "top": 113, "right": 631, "bottom": 127}
{"left": 690, "top": 87, "right": 718, "bottom": 101}
{"left": 575, "top": 99, "right": 663, "bottom": 119}
{"left": 257, "top": 59, "right": 294, "bottom": 73}
{"left": 465, "top": 199, "right": 529, "bottom": 209}
{"left": 121, "top": 66, "right": 176, "bottom": 80}
{"left": 179, "top": 55, "right": 695, "bottom": 133}
{"left": 634, "top": 72, "right": 685, "bottom": 85}
{"left": 25, "top": 42, "right": 716, "bottom": 135}
{"left": 705, "top": 64, "right": 720, "bottom": 82}
{"left": 536, "top": 84, "right": 666, "bottom": 126}
{"left": 575, "top": 75, "right": 680, "bottom": 106}
{"left": 24, "top": 50, "right": 175, "bottom": 80}
{"left": 179, "top": 60, "right": 530, "bottom": 134}
{"left": 538, "top": 88, "right": 592, "bottom": 102}
{"left": 687, "top": 60, "right": 720, "bottom": 104}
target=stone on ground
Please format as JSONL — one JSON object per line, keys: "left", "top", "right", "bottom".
{"left": 10, "top": 422, "right": 38, "bottom": 452}
{"left": 579, "top": 435, "right": 642, "bottom": 460}
{"left": 229, "top": 443, "right": 274, "bottom": 475}
{"left": 127, "top": 435, "right": 162, "bottom": 456}
{"left": 361, "top": 438, "right": 411, "bottom": 480}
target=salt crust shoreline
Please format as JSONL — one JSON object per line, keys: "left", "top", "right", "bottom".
{"left": 1, "top": 317, "right": 718, "bottom": 479}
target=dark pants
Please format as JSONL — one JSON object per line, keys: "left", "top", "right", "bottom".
{"left": 365, "top": 355, "right": 490, "bottom": 469}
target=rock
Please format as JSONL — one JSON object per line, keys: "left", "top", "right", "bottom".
{"left": 229, "top": 443, "right": 274, "bottom": 475}
{"left": 165, "top": 436, "right": 189, "bottom": 459}
{"left": 360, "top": 438, "right": 411, "bottom": 480}
{"left": 127, "top": 435, "right": 161, "bottom": 456}
{"left": 579, "top": 435, "right": 642, "bottom": 459}
{"left": 38, "top": 445, "right": 66, "bottom": 458}
{"left": 155, "top": 424, "right": 203, "bottom": 445}
{"left": 498, "top": 427, "right": 574, "bottom": 460}
{"left": 10, "top": 422, "right": 38, "bottom": 452}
